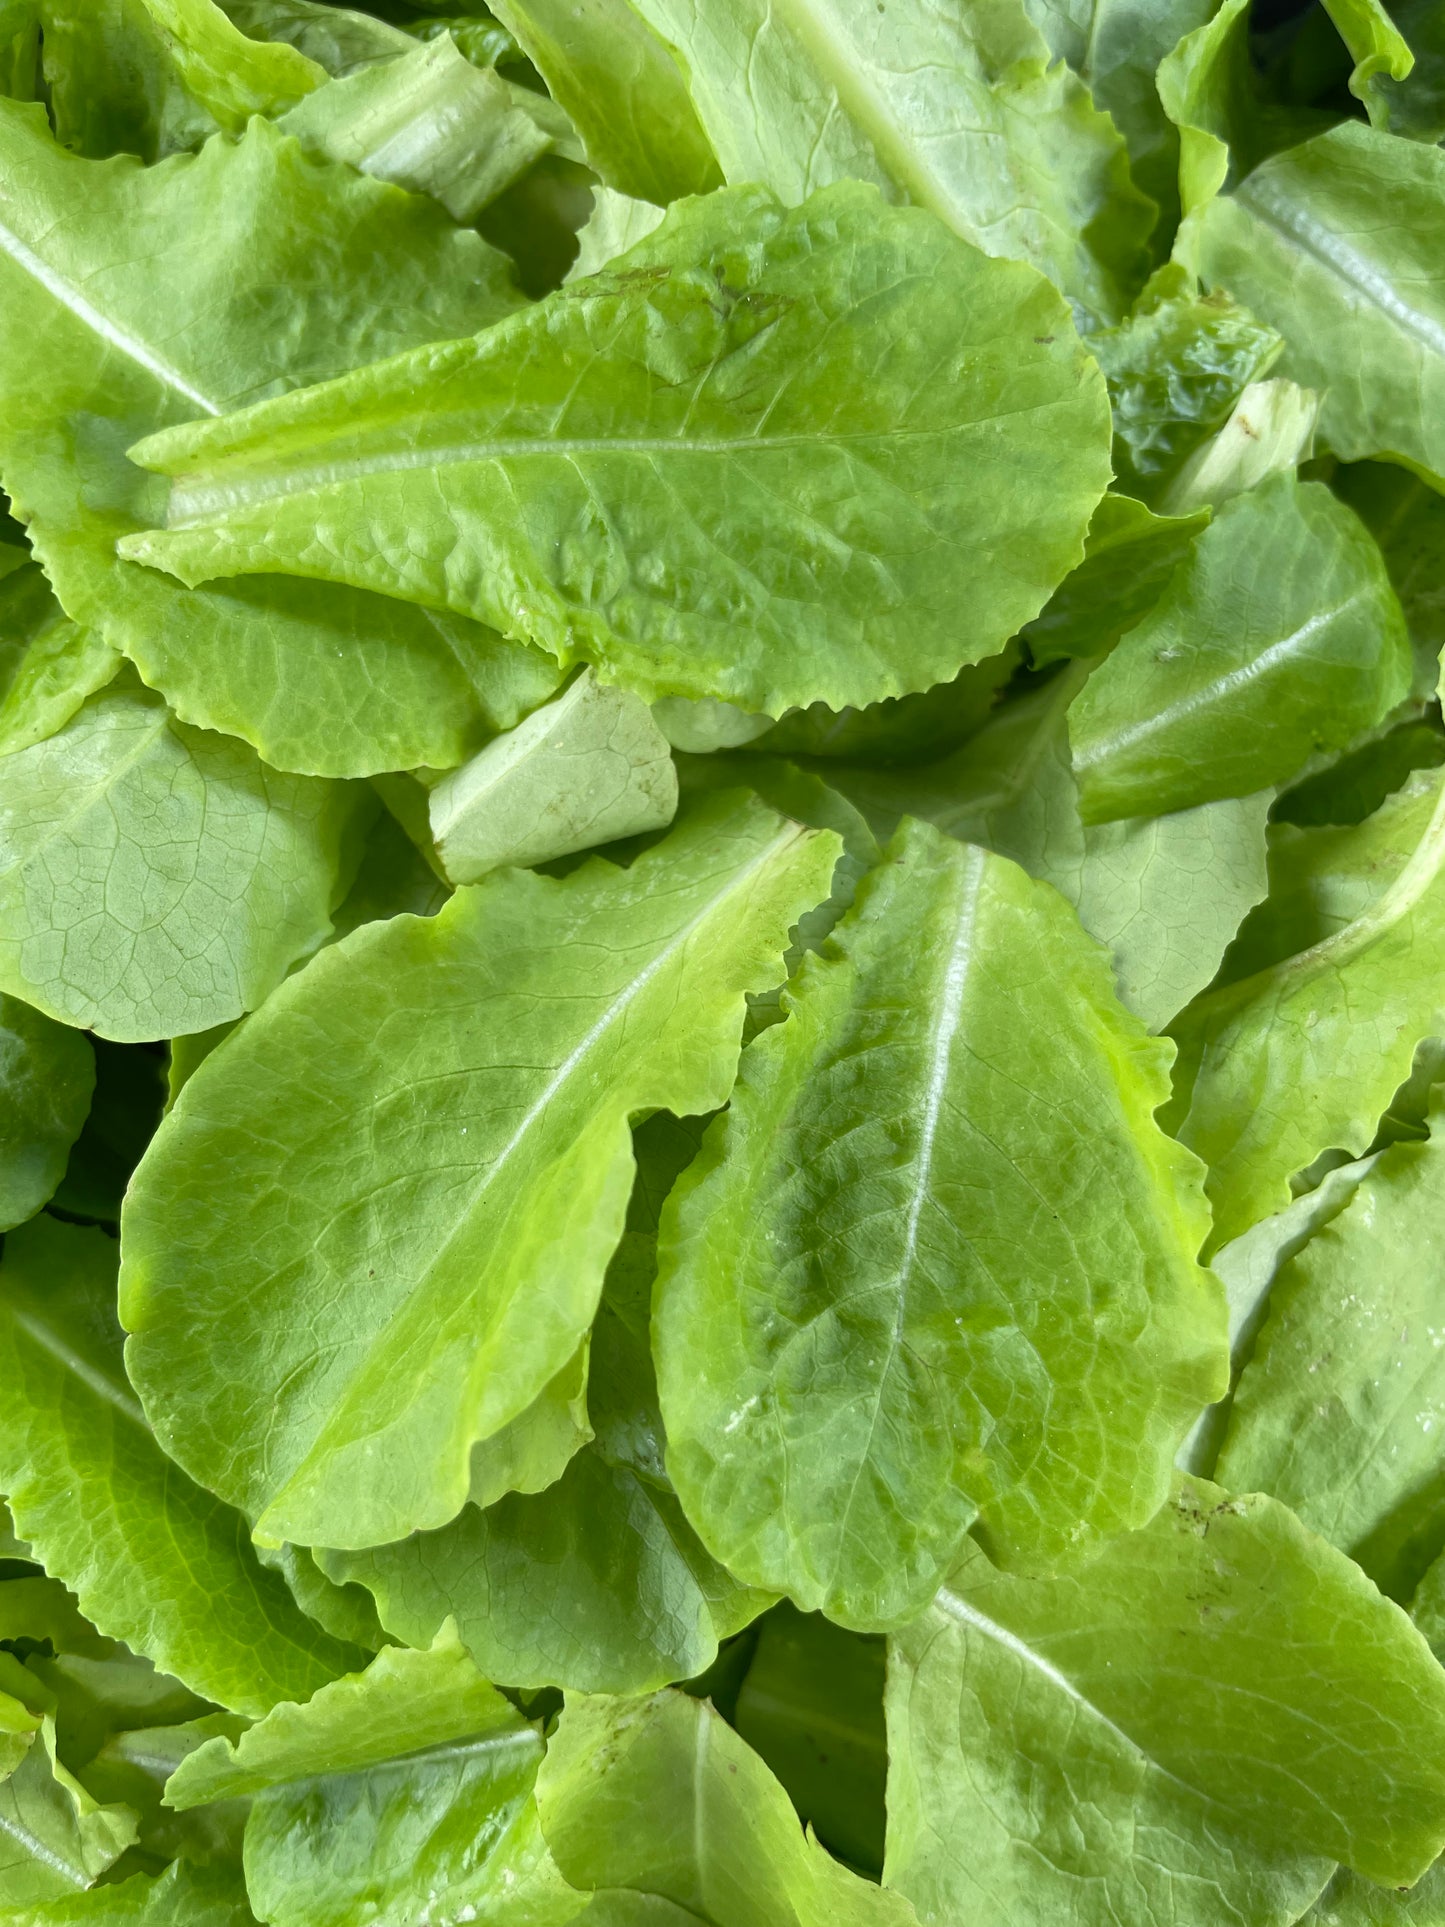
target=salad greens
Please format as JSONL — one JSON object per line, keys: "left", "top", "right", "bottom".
{"left": 3, "top": 1, "right": 1445, "bottom": 1922}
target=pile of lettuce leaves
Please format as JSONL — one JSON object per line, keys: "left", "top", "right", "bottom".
{"left": 7, "top": 0, "right": 1445, "bottom": 1920}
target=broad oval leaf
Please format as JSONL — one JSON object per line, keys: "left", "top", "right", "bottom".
{"left": 1169, "top": 765, "right": 1445, "bottom": 1246}
{"left": 0, "top": 99, "right": 556, "bottom": 778}
{"left": 625, "top": 0, "right": 1153, "bottom": 324}
{"left": 121, "top": 182, "right": 1114, "bottom": 717}
{"left": 654, "top": 817, "right": 1227, "bottom": 1626}
{"left": 1069, "top": 472, "right": 1411, "bottom": 822}
{"left": 0, "top": 1215, "right": 364, "bottom": 1716}
{"left": 119, "top": 794, "right": 840, "bottom": 1552}
{"left": 886, "top": 1480, "right": 1445, "bottom": 1920}
{"left": 1196, "top": 121, "right": 1445, "bottom": 486}
{"left": 0, "top": 994, "right": 93, "bottom": 1229}
{"left": 0, "top": 677, "right": 357, "bottom": 1042}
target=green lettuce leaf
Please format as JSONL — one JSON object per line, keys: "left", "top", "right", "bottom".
{"left": 886, "top": 1479, "right": 1445, "bottom": 1915}
{"left": 626, "top": 0, "right": 1153, "bottom": 324}
{"left": 0, "top": 100, "right": 553, "bottom": 779}
{"left": 1319, "top": 0, "right": 1415, "bottom": 119}
{"left": 1069, "top": 472, "right": 1411, "bottom": 822}
{"left": 81, "top": 1714, "right": 250, "bottom": 1870}
{"left": 1196, "top": 120, "right": 1445, "bottom": 486}
{"left": 277, "top": 32, "right": 570, "bottom": 221}
{"left": 654, "top": 817, "right": 1226, "bottom": 1622}
{"left": 486, "top": 0, "right": 720, "bottom": 204}
{"left": 1169, "top": 764, "right": 1445, "bottom": 1245}
{"left": 48, "top": 1041, "right": 165, "bottom": 1226}
{"left": 0, "top": 1717, "right": 138, "bottom": 1908}
{"left": 0, "top": 997, "right": 93, "bottom": 1229}
{"left": 121, "top": 181, "right": 1112, "bottom": 717}
{"left": 1333, "top": 461, "right": 1445, "bottom": 701}
{"left": 0, "top": 1859, "right": 257, "bottom": 1925}
{"left": 218, "top": 0, "right": 414, "bottom": 76}
{"left": 131, "top": 0, "right": 326, "bottom": 126}
{"left": 120, "top": 794, "right": 839, "bottom": 1553}
{"left": 318, "top": 1113, "right": 774, "bottom": 1694}
{"left": 38, "top": 0, "right": 221, "bottom": 161}
{"left": 0, "top": 562, "right": 119, "bottom": 761}
{"left": 166, "top": 1627, "right": 582, "bottom": 1927}
{"left": 1216, "top": 1103, "right": 1445, "bottom": 1597}
{"left": 1021, "top": 493, "right": 1209, "bottom": 666}
{"left": 0, "top": 1215, "right": 364, "bottom": 1715}
{"left": 428, "top": 670, "right": 678, "bottom": 884}
{"left": 535, "top": 1689, "right": 917, "bottom": 1925}
{"left": 823, "top": 673, "right": 1272, "bottom": 1032}
{"left": 732, "top": 1605, "right": 886, "bottom": 1879}
{"left": 0, "top": 676, "right": 359, "bottom": 1042}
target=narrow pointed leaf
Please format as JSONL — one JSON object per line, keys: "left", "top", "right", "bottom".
{"left": 0, "top": 100, "right": 551, "bottom": 778}
{"left": 120, "top": 795, "right": 840, "bottom": 1552}
{"left": 120, "top": 182, "right": 1113, "bottom": 718}
{"left": 655, "top": 818, "right": 1226, "bottom": 1624}
{"left": 0, "top": 1215, "right": 364, "bottom": 1716}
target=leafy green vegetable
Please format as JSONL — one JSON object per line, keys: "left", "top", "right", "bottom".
{"left": 428, "top": 670, "right": 678, "bottom": 883}
{"left": 120, "top": 795, "right": 839, "bottom": 1551}
{"left": 0, "top": 1716, "right": 138, "bottom": 1907}
{"left": 1196, "top": 121, "right": 1445, "bottom": 486}
{"left": 887, "top": 1480, "right": 1445, "bottom": 1913}
{"left": 1069, "top": 472, "right": 1411, "bottom": 822}
{"left": 0, "top": 1215, "right": 363, "bottom": 1714}
{"left": 0, "top": 997, "right": 93, "bottom": 1229}
{"left": 121, "top": 182, "right": 1113, "bottom": 715}
{"left": 535, "top": 1688, "right": 916, "bottom": 1925}
{"left": 655, "top": 818, "right": 1225, "bottom": 1622}
{"left": 0, "top": 99, "right": 547, "bottom": 779}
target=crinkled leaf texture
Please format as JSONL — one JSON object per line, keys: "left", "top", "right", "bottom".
{"left": 0, "top": 99, "right": 556, "bottom": 778}
{"left": 0, "top": 1215, "right": 363, "bottom": 1716}
{"left": 1069, "top": 472, "right": 1411, "bottom": 822}
{"left": 166, "top": 1627, "right": 579, "bottom": 1927}
{"left": 120, "top": 794, "right": 840, "bottom": 1553}
{"left": 1217, "top": 1102, "right": 1445, "bottom": 1594}
{"left": 1169, "top": 764, "right": 1445, "bottom": 1247}
{"left": 0, "top": 994, "right": 93, "bottom": 1229}
{"left": 0, "top": 676, "right": 358, "bottom": 1042}
{"left": 1196, "top": 121, "right": 1445, "bottom": 487}
{"left": 823, "top": 672, "right": 1272, "bottom": 1034}
{"left": 321, "top": 1120, "right": 772, "bottom": 1695}
{"left": 121, "top": 181, "right": 1114, "bottom": 716}
{"left": 885, "top": 1480, "right": 1445, "bottom": 1924}
{"left": 536, "top": 1689, "right": 916, "bottom": 1926}
{"left": 654, "top": 817, "right": 1226, "bottom": 1625}
{"left": 626, "top": 0, "right": 1152, "bottom": 324}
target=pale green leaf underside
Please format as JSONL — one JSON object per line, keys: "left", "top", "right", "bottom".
{"left": 121, "top": 181, "right": 1113, "bottom": 716}
{"left": 0, "top": 1215, "right": 362, "bottom": 1717}
{"left": 119, "top": 794, "right": 839, "bottom": 1553}
{"left": 655, "top": 818, "right": 1226, "bottom": 1625}
{"left": 0, "top": 99, "right": 553, "bottom": 778}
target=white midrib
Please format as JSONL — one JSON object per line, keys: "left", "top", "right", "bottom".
{"left": 10, "top": 1307, "right": 149, "bottom": 1430}
{"left": 1071, "top": 595, "right": 1367, "bottom": 772}
{"left": 931, "top": 1589, "right": 1210, "bottom": 1807}
{"left": 1237, "top": 169, "right": 1445, "bottom": 361}
{"left": 0, "top": 1799, "right": 89, "bottom": 1886}
{"left": 0, "top": 206, "right": 220, "bottom": 416}
{"left": 162, "top": 422, "right": 959, "bottom": 524}
{"left": 261, "top": 821, "right": 813, "bottom": 1527}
